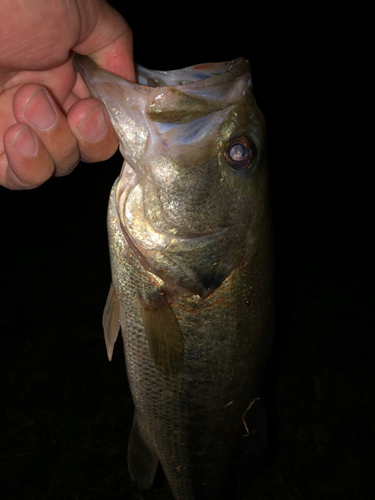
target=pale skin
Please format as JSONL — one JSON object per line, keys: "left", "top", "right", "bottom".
{"left": 0, "top": 0, "right": 135, "bottom": 189}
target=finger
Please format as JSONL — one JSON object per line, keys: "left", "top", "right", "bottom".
{"left": 67, "top": 97, "right": 119, "bottom": 163}
{"left": 2, "top": 123, "right": 55, "bottom": 189}
{"left": 74, "top": 1, "right": 135, "bottom": 81}
{"left": 13, "top": 83, "right": 80, "bottom": 177}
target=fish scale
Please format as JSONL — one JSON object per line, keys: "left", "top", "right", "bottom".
{"left": 74, "top": 54, "right": 274, "bottom": 499}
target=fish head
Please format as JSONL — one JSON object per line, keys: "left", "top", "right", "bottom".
{"left": 75, "top": 56, "right": 269, "bottom": 298}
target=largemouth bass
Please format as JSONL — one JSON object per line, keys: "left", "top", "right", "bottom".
{"left": 74, "top": 54, "right": 274, "bottom": 499}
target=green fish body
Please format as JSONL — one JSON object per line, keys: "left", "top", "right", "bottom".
{"left": 75, "top": 55, "right": 274, "bottom": 499}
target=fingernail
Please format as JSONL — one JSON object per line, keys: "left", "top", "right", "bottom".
{"left": 77, "top": 106, "right": 108, "bottom": 142}
{"left": 24, "top": 89, "right": 58, "bottom": 130}
{"left": 13, "top": 126, "right": 38, "bottom": 158}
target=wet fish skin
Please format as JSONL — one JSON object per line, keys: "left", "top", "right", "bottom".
{"left": 74, "top": 55, "right": 274, "bottom": 499}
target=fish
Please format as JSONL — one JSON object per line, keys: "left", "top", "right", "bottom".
{"left": 74, "top": 54, "right": 274, "bottom": 499}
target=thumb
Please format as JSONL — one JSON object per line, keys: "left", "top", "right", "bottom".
{"left": 73, "top": 0, "right": 135, "bottom": 81}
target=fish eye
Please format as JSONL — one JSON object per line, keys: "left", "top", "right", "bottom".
{"left": 224, "top": 136, "right": 255, "bottom": 170}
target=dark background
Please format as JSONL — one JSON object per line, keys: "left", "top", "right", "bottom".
{"left": 0, "top": 1, "right": 373, "bottom": 498}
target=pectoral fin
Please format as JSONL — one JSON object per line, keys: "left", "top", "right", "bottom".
{"left": 139, "top": 293, "right": 184, "bottom": 379}
{"left": 102, "top": 283, "right": 120, "bottom": 361}
{"left": 128, "top": 410, "right": 158, "bottom": 489}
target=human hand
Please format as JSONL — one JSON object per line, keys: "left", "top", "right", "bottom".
{"left": 0, "top": 0, "right": 134, "bottom": 189}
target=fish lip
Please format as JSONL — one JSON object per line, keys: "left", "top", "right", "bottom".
{"left": 74, "top": 54, "right": 250, "bottom": 91}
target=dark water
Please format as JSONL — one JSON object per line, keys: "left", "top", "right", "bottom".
{"left": 0, "top": 2, "right": 373, "bottom": 498}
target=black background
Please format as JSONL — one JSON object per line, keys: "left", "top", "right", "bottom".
{"left": 0, "top": 1, "right": 373, "bottom": 498}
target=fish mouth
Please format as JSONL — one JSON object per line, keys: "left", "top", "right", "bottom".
{"left": 74, "top": 55, "right": 252, "bottom": 169}
{"left": 74, "top": 54, "right": 250, "bottom": 92}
